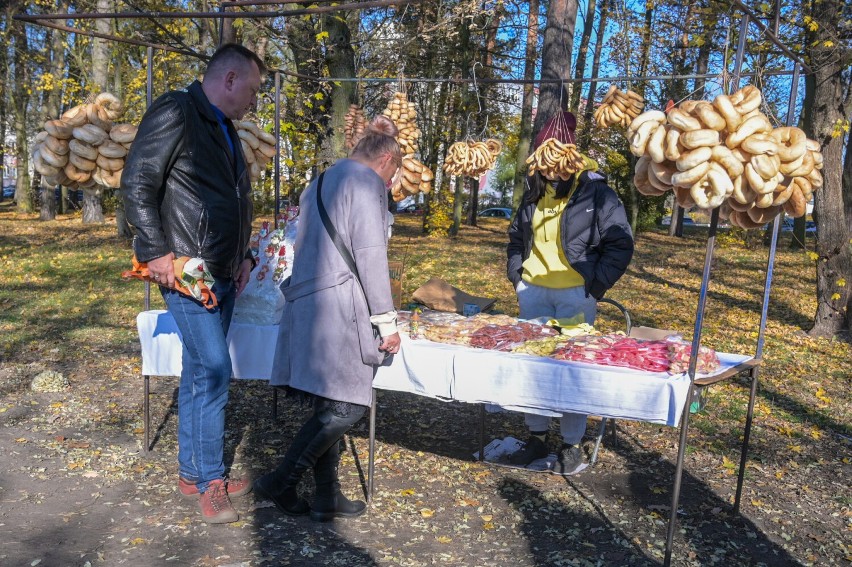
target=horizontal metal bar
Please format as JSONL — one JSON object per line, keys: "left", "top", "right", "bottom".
{"left": 14, "top": 17, "right": 204, "bottom": 59}
{"left": 15, "top": 0, "right": 417, "bottom": 21}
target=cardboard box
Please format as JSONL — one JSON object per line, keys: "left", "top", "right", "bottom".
{"left": 628, "top": 326, "right": 676, "bottom": 340}
{"left": 388, "top": 261, "right": 403, "bottom": 310}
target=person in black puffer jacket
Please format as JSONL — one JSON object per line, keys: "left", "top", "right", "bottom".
{"left": 121, "top": 44, "right": 265, "bottom": 524}
{"left": 505, "top": 111, "right": 634, "bottom": 475}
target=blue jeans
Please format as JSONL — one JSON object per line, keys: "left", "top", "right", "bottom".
{"left": 163, "top": 278, "right": 236, "bottom": 492}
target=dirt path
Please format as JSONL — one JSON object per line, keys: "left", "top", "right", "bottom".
{"left": 1, "top": 361, "right": 846, "bottom": 567}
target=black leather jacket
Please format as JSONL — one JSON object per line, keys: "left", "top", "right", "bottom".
{"left": 507, "top": 171, "right": 634, "bottom": 300}
{"left": 121, "top": 80, "right": 253, "bottom": 280}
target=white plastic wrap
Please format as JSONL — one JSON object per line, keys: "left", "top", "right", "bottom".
{"left": 232, "top": 207, "right": 299, "bottom": 325}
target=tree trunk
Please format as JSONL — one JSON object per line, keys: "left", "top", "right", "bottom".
{"left": 39, "top": 18, "right": 68, "bottom": 221}
{"left": 0, "top": 14, "right": 6, "bottom": 196}
{"left": 511, "top": 0, "right": 539, "bottom": 211}
{"left": 579, "top": 0, "right": 609, "bottom": 149}
{"left": 323, "top": 10, "right": 357, "bottom": 160}
{"left": 665, "top": 4, "right": 693, "bottom": 236}
{"left": 11, "top": 4, "right": 32, "bottom": 213}
{"left": 843, "top": 123, "right": 852, "bottom": 237}
{"left": 571, "top": 0, "right": 596, "bottom": 111}
{"left": 802, "top": 0, "right": 851, "bottom": 336}
{"left": 533, "top": 0, "right": 579, "bottom": 136}
{"left": 81, "top": 0, "right": 111, "bottom": 225}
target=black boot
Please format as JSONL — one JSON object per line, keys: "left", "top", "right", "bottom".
{"left": 253, "top": 412, "right": 333, "bottom": 517}
{"left": 309, "top": 438, "right": 367, "bottom": 522}
{"left": 253, "top": 469, "right": 310, "bottom": 517}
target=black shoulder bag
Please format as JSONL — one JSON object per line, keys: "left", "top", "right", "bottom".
{"left": 315, "top": 171, "right": 362, "bottom": 281}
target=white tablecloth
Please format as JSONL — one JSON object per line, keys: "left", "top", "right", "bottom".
{"left": 136, "top": 310, "right": 752, "bottom": 426}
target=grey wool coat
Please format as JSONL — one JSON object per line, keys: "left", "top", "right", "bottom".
{"left": 270, "top": 159, "right": 394, "bottom": 407}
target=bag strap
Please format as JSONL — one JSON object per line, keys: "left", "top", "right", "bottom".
{"left": 316, "top": 172, "right": 362, "bottom": 283}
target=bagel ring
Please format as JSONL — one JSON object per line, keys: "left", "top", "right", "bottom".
{"left": 680, "top": 129, "right": 720, "bottom": 150}
{"left": 73, "top": 124, "right": 108, "bottom": 146}
{"left": 673, "top": 186, "right": 696, "bottom": 208}
{"left": 69, "top": 151, "right": 97, "bottom": 172}
{"left": 711, "top": 145, "right": 744, "bottom": 178}
{"left": 667, "top": 109, "right": 702, "bottom": 132}
{"left": 725, "top": 115, "right": 773, "bottom": 149}
{"left": 740, "top": 133, "right": 779, "bottom": 156}
{"left": 109, "top": 124, "right": 137, "bottom": 144}
{"left": 39, "top": 145, "right": 68, "bottom": 168}
{"left": 733, "top": 85, "right": 762, "bottom": 115}
{"left": 44, "top": 135, "right": 70, "bottom": 156}
{"left": 664, "top": 128, "right": 684, "bottom": 161}
{"left": 672, "top": 160, "right": 711, "bottom": 187}
{"left": 69, "top": 139, "right": 99, "bottom": 161}
{"left": 44, "top": 119, "right": 73, "bottom": 140}
{"left": 61, "top": 105, "right": 88, "bottom": 127}
{"left": 675, "top": 146, "right": 712, "bottom": 172}
{"left": 95, "top": 92, "right": 123, "bottom": 118}
{"left": 646, "top": 123, "right": 668, "bottom": 163}
{"left": 693, "top": 102, "right": 726, "bottom": 131}
{"left": 770, "top": 126, "right": 806, "bottom": 162}
{"left": 98, "top": 140, "right": 128, "bottom": 159}
{"left": 712, "top": 94, "right": 742, "bottom": 132}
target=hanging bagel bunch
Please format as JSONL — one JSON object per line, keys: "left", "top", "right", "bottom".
{"left": 627, "top": 85, "right": 824, "bottom": 229}
{"left": 593, "top": 85, "right": 645, "bottom": 129}
{"left": 525, "top": 138, "right": 586, "bottom": 180}
{"left": 343, "top": 104, "right": 367, "bottom": 150}
{"left": 235, "top": 120, "right": 277, "bottom": 183}
{"left": 33, "top": 92, "right": 137, "bottom": 190}
{"left": 443, "top": 139, "right": 503, "bottom": 179}
{"left": 381, "top": 91, "right": 435, "bottom": 202}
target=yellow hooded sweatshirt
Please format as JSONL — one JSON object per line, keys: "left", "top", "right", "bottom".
{"left": 521, "top": 156, "right": 599, "bottom": 289}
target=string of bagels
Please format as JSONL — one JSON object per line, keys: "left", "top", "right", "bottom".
{"left": 596, "top": 84, "right": 822, "bottom": 229}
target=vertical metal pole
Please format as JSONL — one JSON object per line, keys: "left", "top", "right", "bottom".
{"left": 735, "top": 369, "right": 759, "bottom": 513}
{"left": 144, "top": 46, "right": 153, "bottom": 312}
{"left": 665, "top": 210, "right": 718, "bottom": 566}
{"left": 368, "top": 389, "right": 377, "bottom": 502}
{"left": 142, "top": 47, "right": 154, "bottom": 456}
{"left": 732, "top": 62, "right": 800, "bottom": 513}
{"left": 143, "top": 375, "right": 150, "bottom": 454}
{"left": 665, "top": 15, "right": 750, "bottom": 567}
{"left": 478, "top": 405, "right": 486, "bottom": 462}
{"left": 730, "top": 15, "right": 750, "bottom": 92}
{"left": 665, "top": 384, "right": 694, "bottom": 566}
{"left": 273, "top": 71, "right": 281, "bottom": 225}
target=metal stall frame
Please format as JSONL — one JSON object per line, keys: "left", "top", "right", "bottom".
{"left": 15, "top": 4, "right": 811, "bottom": 565}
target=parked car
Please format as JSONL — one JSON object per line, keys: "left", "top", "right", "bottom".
{"left": 661, "top": 216, "right": 696, "bottom": 226}
{"left": 478, "top": 207, "right": 513, "bottom": 219}
{"left": 781, "top": 218, "right": 817, "bottom": 235}
{"left": 398, "top": 203, "right": 423, "bottom": 215}
{"left": 1, "top": 185, "right": 14, "bottom": 201}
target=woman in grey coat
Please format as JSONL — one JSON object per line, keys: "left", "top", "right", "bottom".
{"left": 254, "top": 116, "right": 402, "bottom": 521}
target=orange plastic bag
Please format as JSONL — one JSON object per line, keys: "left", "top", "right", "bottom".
{"left": 121, "top": 255, "right": 218, "bottom": 309}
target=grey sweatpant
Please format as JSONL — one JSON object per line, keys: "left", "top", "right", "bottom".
{"left": 516, "top": 280, "right": 597, "bottom": 445}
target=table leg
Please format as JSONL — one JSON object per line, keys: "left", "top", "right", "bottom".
{"left": 368, "top": 388, "right": 377, "bottom": 503}
{"left": 590, "top": 417, "right": 607, "bottom": 465}
{"left": 478, "top": 405, "right": 486, "bottom": 462}
{"left": 734, "top": 367, "right": 759, "bottom": 513}
{"left": 664, "top": 382, "right": 695, "bottom": 567}
{"left": 143, "top": 375, "right": 150, "bottom": 454}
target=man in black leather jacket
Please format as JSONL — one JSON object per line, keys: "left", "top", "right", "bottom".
{"left": 121, "top": 44, "right": 265, "bottom": 524}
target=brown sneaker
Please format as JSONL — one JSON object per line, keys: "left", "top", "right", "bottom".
{"left": 198, "top": 479, "right": 238, "bottom": 524}
{"left": 180, "top": 476, "right": 252, "bottom": 499}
